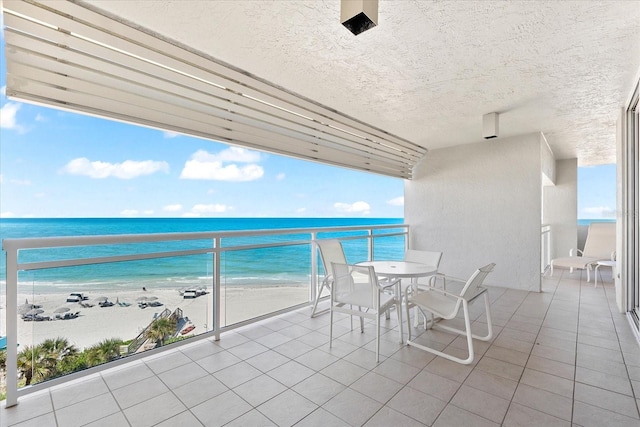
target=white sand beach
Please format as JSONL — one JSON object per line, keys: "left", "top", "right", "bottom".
{"left": 0, "top": 286, "right": 309, "bottom": 350}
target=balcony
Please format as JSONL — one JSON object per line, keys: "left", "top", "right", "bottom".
{"left": 2, "top": 227, "right": 639, "bottom": 426}
{"left": 0, "top": 224, "right": 408, "bottom": 406}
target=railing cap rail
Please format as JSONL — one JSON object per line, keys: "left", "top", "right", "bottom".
{"left": 2, "top": 223, "right": 408, "bottom": 251}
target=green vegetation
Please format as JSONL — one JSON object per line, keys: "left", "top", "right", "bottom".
{"left": 1, "top": 314, "right": 182, "bottom": 398}
{"left": 146, "top": 317, "right": 177, "bottom": 346}
{"left": 8, "top": 337, "right": 126, "bottom": 390}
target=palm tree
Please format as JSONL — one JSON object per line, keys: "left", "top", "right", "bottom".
{"left": 87, "top": 339, "right": 123, "bottom": 366}
{"left": 40, "top": 337, "right": 78, "bottom": 378}
{"left": 16, "top": 345, "right": 51, "bottom": 385}
{"left": 41, "top": 337, "right": 78, "bottom": 361}
{"left": 146, "top": 317, "right": 177, "bottom": 346}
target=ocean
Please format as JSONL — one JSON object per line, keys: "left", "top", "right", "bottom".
{"left": 0, "top": 218, "right": 405, "bottom": 293}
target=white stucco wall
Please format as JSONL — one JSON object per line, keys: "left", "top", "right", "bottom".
{"left": 543, "top": 159, "right": 578, "bottom": 260}
{"left": 405, "top": 133, "right": 542, "bottom": 291}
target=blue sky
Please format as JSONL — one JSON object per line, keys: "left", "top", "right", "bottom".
{"left": 0, "top": 97, "right": 406, "bottom": 218}
{"left": 0, "top": 51, "right": 614, "bottom": 220}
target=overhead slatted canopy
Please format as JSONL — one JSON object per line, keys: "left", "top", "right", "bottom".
{"left": 2, "top": 0, "right": 426, "bottom": 179}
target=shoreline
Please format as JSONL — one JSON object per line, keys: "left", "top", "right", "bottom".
{"left": 0, "top": 285, "right": 309, "bottom": 350}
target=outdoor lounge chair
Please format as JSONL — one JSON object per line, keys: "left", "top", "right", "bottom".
{"left": 550, "top": 222, "right": 616, "bottom": 282}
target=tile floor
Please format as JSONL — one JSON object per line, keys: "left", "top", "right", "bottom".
{"left": 2, "top": 270, "right": 639, "bottom": 426}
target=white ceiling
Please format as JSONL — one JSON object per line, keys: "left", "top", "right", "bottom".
{"left": 83, "top": 0, "right": 640, "bottom": 166}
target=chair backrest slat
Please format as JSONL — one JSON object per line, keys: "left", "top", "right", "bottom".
{"left": 317, "top": 239, "right": 347, "bottom": 280}
{"left": 404, "top": 250, "right": 443, "bottom": 268}
{"left": 583, "top": 222, "right": 616, "bottom": 259}
{"left": 331, "top": 263, "right": 377, "bottom": 308}
{"left": 460, "top": 263, "right": 496, "bottom": 300}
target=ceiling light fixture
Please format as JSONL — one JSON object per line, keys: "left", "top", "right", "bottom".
{"left": 483, "top": 112, "right": 499, "bottom": 139}
{"left": 341, "top": 0, "right": 378, "bottom": 36}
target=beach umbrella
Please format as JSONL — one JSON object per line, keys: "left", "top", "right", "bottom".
{"left": 136, "top": 296, "right": 148, "bottom": 302}
{"left": 54, "top": 307, "right": 70, "bottom": 314}
{"left": 18, "top": 304, "right": 33, "bottom": 315}
{"left": 25, "top": 308, "right": 44, "bottom": 316}
{"left": 145, "top": 296, "right": 158, "bottom": 301}
{"left": 94, "top": 296, "right": 109, "bottom": 302}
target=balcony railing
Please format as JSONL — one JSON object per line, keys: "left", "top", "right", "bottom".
{"left": 1, "top": 223, "right": 408, "bottom": 406}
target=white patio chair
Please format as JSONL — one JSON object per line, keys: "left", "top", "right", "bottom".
{"left": 329, "top": 262, "right": 403, "bottom": 362}
{"left": 310, "top": 239, "right": 347, "bottom": 317}
{"left": 396, "top": 250, "right": 443, "bottom": 328}
{"left": 550, "top": 222, "right": 616, "bottom": 282}
{"left": 405, "top": 263, "right": 495, "bottom": 365}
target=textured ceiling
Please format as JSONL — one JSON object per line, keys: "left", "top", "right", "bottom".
{"left": 83, "top": 0, "right": 640, "bottom": 166}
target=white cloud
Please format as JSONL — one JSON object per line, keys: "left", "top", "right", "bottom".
{"left": 191, "top": 203, "right": 231, "bottom": 214}
{"left": 10, "top": 179, "right": 31, "bottom": 186}
{"left": 207, "top": 188, "right": 216, "bottom": 195}
{"left": 1, "top": 86, "right": 5, "bottom": 96}
{"left": 387, "top": 196, "right": 404, "bottom": 206}
{"left": 163, "top": 204, "right": 183, "bottom": 212}
{"left": 276, "top": 173, "right": 286, "bottom": 181}
{"left": 0, "top": 212, "right": 16, "bottom": 218}
{"left": 296, "top": 208, "right": 307, "bottom": 214}
{"left": 181, "top": 212, "right": 201, "bottom": 218}
{"left": 180, "top": 148, "right": 264, "bottom": 182}
{"left": 120, "top": 209, "right": 139, "bottom": 216}
{"left": 0, "top": 102, "right": 24, "bottom": 132}
{"left": 163, "top": 131, "right": 179, "bottom": 138}
{"left": 334, "top": 201, "right": 371, "bottom": 215}
{"left": 62, "top": 157, "right": 169, "bottom": 179}
{"left": 35, "top": 114, "right": 47, "bottom": 122}
{"left": 143, "top": 210, "right": 154, "bottom": 215}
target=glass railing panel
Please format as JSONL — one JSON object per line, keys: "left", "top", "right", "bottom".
{"left": 373, "top": 235, "right": 406, "bottom": 261}
{"left": 8, "top": 254, "right": 213, "bottom": 392}
{"left": 220, "top": 244, "right": 311, "bottom": 327}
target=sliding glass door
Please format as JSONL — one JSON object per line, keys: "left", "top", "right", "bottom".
{"left": 625, "top": 81, "right": 639, "bottom": 330}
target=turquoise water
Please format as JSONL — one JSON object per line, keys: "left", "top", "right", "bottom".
{"left": 577, "top": 219, "right": 615, "bottom": 226}
{"left": 0, "top": 218, "right": 405, "bottom": 292}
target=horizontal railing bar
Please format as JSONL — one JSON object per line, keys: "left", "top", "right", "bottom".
{"left": 12, "top": 233, "right": 405, "bottom": 272}
{"left": 16, "top": 247, "right": 215, "bottom": 271}
{"left": 2, "top": 223, "right": 408, "bottom": 251}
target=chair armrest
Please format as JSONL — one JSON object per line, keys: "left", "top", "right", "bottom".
{"left": 412, "top": 285, "right": 465, "bottom": 301}
{"left": 570, "top": 248, "right": 583, "bottom": 256}
{"left": 611, "top": 251, "right": 616, "bottom": 261}
{"left": 412, "top": 284, "right": 488, "bottom": 303}
{"left": 379, "top": 277, "right": 401, "bottom": 290}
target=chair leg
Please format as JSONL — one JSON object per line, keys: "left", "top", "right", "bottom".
{"left": 376, "top": 315, "right": 380, "bottom": 363}
{"left": 329, "top": 306, "right": 334, "bottom": 348}
{"left": 405, "top": 298, "right": 412, "bottom": 342}
{"left": 406, "top": 301, "right": 476, "bottom": 365}
{"left": 407, "top": 292, "right": 494, "bottom": 365}
{"left": 395, "top": 299, "right": 403, "bottom": 344}
{"left": 310, "top": 280, "right": 329, "bottom": 318}
{"left": 586, "top": 265, "right": 591, "bottom": 282}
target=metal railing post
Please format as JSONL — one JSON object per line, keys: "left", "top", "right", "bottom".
{"left": 214, "top": 237, "right": 221, "bottom": 341}
{"left": 6, "top": 248, "right": 19, "bottom": 407}
{"left": 368, "top": 229, "right": 374, "bottom": 261}
{"left": 310, "top": 232, "right": 317, "bottom": 304}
